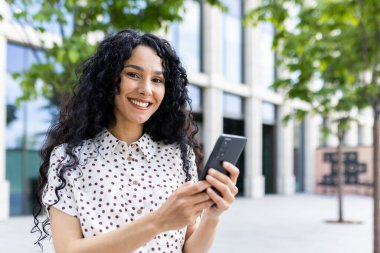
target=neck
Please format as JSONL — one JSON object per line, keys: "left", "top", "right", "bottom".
{"left": 107, "top": 122, "right": 143, "bottom": 144}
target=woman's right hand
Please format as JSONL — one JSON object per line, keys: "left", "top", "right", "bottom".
{"left": 154, "top": 181, "right": 213, "bottom": 232}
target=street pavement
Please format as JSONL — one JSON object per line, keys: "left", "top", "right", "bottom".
{"left": 0, "top": 194, "right": 372, "bottom": 253}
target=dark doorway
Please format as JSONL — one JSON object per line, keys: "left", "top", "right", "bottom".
{"left": 223, "top": 118, "right": 245, "bottom": 196}
{"left": 294, "top": 121, "right": 305, "bottom": 192}
{"left": 263, "top": 124, "right": 276, "bottom": 194}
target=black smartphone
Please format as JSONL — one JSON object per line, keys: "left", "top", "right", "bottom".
{"left": 198, "top": 134, "right": 247, "bottom": 180}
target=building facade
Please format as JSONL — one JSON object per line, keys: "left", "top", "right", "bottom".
{"left": 1, "top": 0, "right": 372, "bottom": 220}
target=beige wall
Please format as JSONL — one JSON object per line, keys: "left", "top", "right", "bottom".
{"left": 315, "top": 146, "right": 373, "bottom": 195}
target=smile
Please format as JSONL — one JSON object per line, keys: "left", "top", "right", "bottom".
{"left": 128, "top": 98, "right": 151, "bottom": 108}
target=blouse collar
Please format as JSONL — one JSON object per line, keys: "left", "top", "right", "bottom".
{"left": 94, "top": 129, "right": 157, "bottom": 162}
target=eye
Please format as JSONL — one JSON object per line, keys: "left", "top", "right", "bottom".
{"left": 126, "top": 72, "right": 140, "bottom": 79}
{"left": 152, "top": 78, "right": 164, "bottom": 84}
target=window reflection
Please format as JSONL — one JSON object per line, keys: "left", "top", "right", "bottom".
{"left": 169, "top": 1, "right": 201, "bottom": 73}
{"left": 6, "top": 43, "right": 55, "bottom": 150}
{"left": 222, "top": 0, "right": 243, "bottom": 83}
{"left": 259, "top": 22, "right": 275, "bottom": 90}
{"left": 187, "top": 84, "right": 202, "bottom": 112}
{"left": 223, "top": 93, "right": 243, "bottom": 119}
{"left": 6, "top": 42, "right": 57, "bottom": 215}
{"left": 8, "top": 0, "right": 73, "bottom": 36}
{"left": 262, "top": 102, "right": 276, "bottom": 125}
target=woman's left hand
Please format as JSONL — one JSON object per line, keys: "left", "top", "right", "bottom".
{"left": 203, "top": 161, "right": 240, "bottom": 219}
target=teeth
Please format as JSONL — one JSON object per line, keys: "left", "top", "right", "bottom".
{"left": 129, "top": 99, "right": 149, "bottom": 107}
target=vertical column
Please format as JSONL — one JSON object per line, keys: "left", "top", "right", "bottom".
{"left": 245, "top": 98, "right": 265, "bottom": 197}
{"left": 202, "top": 1, "right": 222, "bottom": 76}
{"left": 203, "top": 87, "right": 223, "bottom": 160}
{"left": 304, "top": 114, "right": 318, "bottom": 193}
{"left": 244, "top": 0, "right": 261, "bottom": 87}
{"left": 0, "top": 33, "right": 10, "bottom": 220}
{"left": 276, "top": 105, "right": 295, "bottom": 195}
{"left": 243, "top": 0, "right": 265, "bottom": 198}
{"left": 202, "top": 2, "right": 223, "bottom": 159}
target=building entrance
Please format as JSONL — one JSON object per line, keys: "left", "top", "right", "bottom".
{"left": 223, "top": 118, "right": 245, "bottom": 196}
{"left": 263, "top": 124, "right": 276, "bottom": 194}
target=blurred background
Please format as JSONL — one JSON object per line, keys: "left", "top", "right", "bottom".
{"left": 0, "top": 0, "right": 378, "bottom": 252}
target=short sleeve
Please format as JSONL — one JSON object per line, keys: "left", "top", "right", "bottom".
{"left": 42, "top": 145, "right": 78, "bottom": 218}
{"left": 189, "top": 148, "right": 199, "bottom": 183}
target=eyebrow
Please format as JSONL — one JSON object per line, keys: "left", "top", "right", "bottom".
{"left": 124, "top": 64, "right": 164, "bottom": 75}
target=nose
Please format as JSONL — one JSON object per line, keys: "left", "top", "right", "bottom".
{"left": 138, "top": 78, "right": 152, "bottom": 96}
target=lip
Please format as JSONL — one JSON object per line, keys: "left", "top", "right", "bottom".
{"left": 128, "top": 98, "right": 152, "bottom": 104}
{"left": 127, "top": 97, "right": 152, "bottom": 110}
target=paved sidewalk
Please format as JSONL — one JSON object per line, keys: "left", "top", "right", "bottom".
{"left": 0, "top": 194, "right": 372, "bottom": 253}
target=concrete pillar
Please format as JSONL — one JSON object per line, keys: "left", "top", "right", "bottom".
{"left": 245, "top": 98, "right": 265, "bottom": 197}
{"left": 276, "top": 105, "right": 295, "bottom": 195}
{"left": 203, "top": 87, "right": 223, "bottom": 160}
{"left": 243, "top": 0, "right": 265, "bottom": 197}
{"left": 202, "top": 2, "right": 223, "bottom": 159}
{"left": 304, "top": 114, "right": 318, "bottom": 193}
{"left": 244, "top": 0, "right": 261, "bottom": 87}
{"left": 202, "top": 1, "right": 222, "bottom": 76}
{"left": 0, "top": 32, "right": 10, "bottom": 220}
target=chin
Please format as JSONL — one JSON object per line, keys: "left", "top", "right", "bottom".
{"left": 132, "top": 116, "right": 150, "bottom": 125}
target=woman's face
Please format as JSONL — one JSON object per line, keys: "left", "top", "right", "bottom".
{"left": 114, "top": 45, "right": 165, "bottom": 128}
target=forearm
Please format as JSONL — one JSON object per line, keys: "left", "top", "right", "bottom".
{"left": 64, "top": 212, "right": 161, "bottom": 253}
{"left": 183, "top": 214, "right": 220, "bottom": 253}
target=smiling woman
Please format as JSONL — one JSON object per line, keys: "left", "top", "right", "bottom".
{"left": 111, "top": 46, "right": 166, "bottom": 142}
{"left": 32, "top": 29, "right": 240, "bottom": 253}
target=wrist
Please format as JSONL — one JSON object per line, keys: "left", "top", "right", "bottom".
{"left": 150, "top": 210, "right": 168, "bottom": 234}
{"left": 202, "top": 211, "right": 221, "bottom": 224}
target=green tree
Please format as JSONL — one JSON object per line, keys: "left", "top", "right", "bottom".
{"left": 5, "top": 0, "right": 225, "bottom": 106}
{"left": 245, "top": 0, "right": 380, "bottom": 251}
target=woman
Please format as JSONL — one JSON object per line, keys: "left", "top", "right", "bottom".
{"left": 32, "top": 29, "right": 239, "bottom": 253}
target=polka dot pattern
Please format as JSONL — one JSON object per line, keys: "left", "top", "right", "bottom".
{"left": 42, "top": 129, "right": 198, "bottom": 252}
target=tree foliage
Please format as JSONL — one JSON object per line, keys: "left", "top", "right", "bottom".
{"left": 245, "top": 0, "right": 380, "bottom": 134}
{"left": 5, "top": 0, "right": 224, "bottom": 105}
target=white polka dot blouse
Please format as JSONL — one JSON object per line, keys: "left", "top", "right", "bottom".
{"left": 42, "top": 129, "right": 198, "bottom": 252}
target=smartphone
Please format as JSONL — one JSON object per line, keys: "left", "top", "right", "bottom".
{"left": 198, "top": 134, "right": 247, "bottom": 181}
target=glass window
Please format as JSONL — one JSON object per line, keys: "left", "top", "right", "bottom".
{"left": 6, "top": 42, "right": 58, "bottom": 215}
{"left": 262, "top": 102, "right": 276, "bottom": 125}
{"left": 169, "top": 1, "right": 202, "bottom": 73}
{"left": 222, "top": 0, "right": 243, "bottom": 83}
{"left": 293, "top": 121, "right": 305, "bottom": 192}
{"left": 223, "top": 93, "right": 243, "bottom": 119}
{"left": 187, "top": 84, "right": 202, "bottom": 112}
{"left": 259, "top": 22, "right": 275, "bottom": 90}
{"left": 6, "top": 43, "right": 44, "bottom": 73}
{"left": 8, "top": 0, "right": 73, "bottom": 36}
{"left": 6, "top": 43, "right": 55, "bottom": 150}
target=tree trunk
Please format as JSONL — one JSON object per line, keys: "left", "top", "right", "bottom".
{"left": 337, "top": 131, "right": 345, "bottom": 223}
{"left": 373, "top": 108, "right": 380, "bottom": 253}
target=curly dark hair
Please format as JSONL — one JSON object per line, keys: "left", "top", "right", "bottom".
{"left": 31, "top": 29, "right": 202, "bottom": 249}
